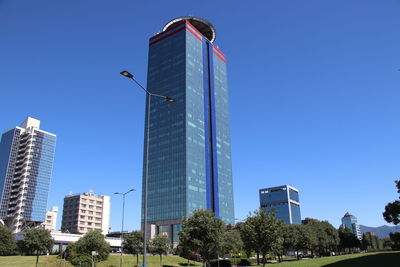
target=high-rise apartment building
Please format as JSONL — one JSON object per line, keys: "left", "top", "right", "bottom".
{"left": 259, "top": 185, "right": 301, "bottom": 224}
{"left": 41, "top": 206, "right": 58, "bottom": 230}
{"left": 341, "top": 212, "right": 362, "bottom": 240}
{"left": 0, "top": 117, "right": 56, "bottom": 233}
{"left": 142, "top": 16, "right": 234, "bottom": 242}
{"left": 61, "top": 191, "right": 110, "bottom": 235}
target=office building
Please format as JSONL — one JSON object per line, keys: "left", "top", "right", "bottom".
{"left": 41, "top": 206, "right": 58, "bottom": 230}
{"left": 142, "top": 16, "right": 234, "bottom": 242}
{"left": 341, "top": 212, "right": 362, "bottom": 240}
{"left": 0, "top": 117, "right": 56, "bottom": 233}
{"left": 259, "top": 185, "right": 301, "bottom": 224}
{"left": 61, "top": 190, "right": 110, "bottom": 235}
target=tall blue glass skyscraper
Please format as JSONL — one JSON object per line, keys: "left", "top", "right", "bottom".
{"left": 0, "top": 117, "right": 56, "bottom": 233}
{"left": 259, "top": 185, "right": 301, "bottom": 224}
{"left": 142, "top": 17, "right": 234, "bottom": 241}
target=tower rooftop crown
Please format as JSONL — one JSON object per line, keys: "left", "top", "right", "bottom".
{"left": 162, "top": 16, "right": 216, "bottom": 43}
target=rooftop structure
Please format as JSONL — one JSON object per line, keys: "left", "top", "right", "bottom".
{"left": 162, "top": 16, "right": 216, "bottom": 42}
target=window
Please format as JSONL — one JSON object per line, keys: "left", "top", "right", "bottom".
{"left": 80, "top": 215, "right": 85, "bottom": 219}
{"left": 89, "top": 205, "right": 94, "bottom": 209}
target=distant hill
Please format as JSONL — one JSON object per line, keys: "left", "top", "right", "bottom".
{"left": 360, "top": 225, "right": 400, "bottom": 238}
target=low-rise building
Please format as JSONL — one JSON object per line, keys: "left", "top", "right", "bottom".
{"left": 41, "top": 206, "right": 58, "bottom": 230}
{"left": 61, "top": 190, "right": 110, "bottom": 235}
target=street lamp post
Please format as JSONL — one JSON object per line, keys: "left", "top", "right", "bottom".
{"left": 120, "top": 70, "right": 175, "bottom": 267}
{"left": 114, "top": 188, "right": 135, "bottom": 267}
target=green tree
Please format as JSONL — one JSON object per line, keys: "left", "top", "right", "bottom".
{"left": 23, "top": 228, "right": 54, "bottom": 267}
{"left": 239, "top": 210, "right": 285, "bottom": 266}
{"left": 382, "top": 237, "right": 393, "bottom": 249}
{"left": 148, "top": 234, "right": 170, "bottom": 266}
{"left": 222, "top": 227, "right": 243, "bottom": 265}
{"left": 321, "top": 221, "right": 340, "bottom": 254}
{"left": 66, "top": 230, "right": 110, "bottom": 266}
{"left": 361, "top": 233, "right": 371, "bottom": 251}
{"left": 383, "top": 180, "right": 400, "bottom": 225}
{"left": 178, "top": 209, "right": 225, "bottom": 267}
{"left": 176, "top": 242, "right": 199, "bottom": 265}
{"left": 236, "top": 221, "right": 255, "bottom": 259}
{"left": 338, "top": 226, "right": 360, "bottom": 252}
{"left": 284, "top": 224, "right": 315, "bottom": 260}
{"left": 0, "top": 225, "right": 17, "bottom": 255}
{"left": 122, "top": 230, "right": 143, "bottom": 266}
{"left": 306, "top": 221, "right": 339, "bottom": 256}
{"left": 76, "top": 230, "right": 110, "bottom": 261}
{"left": 222, "top": 228, "right": 243, "bottom": 255}
{"left": 65, "top": 243, "right": 92, "bottom": 267}
{"left": 389, "top": 232, "right": 400, "bottom": 250}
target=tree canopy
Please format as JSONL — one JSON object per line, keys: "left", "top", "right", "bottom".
{"left": 178, "top": 209, "right": 225, "bottom": 267}
{"left": 338, "top": 226, "right": 360, "bottom": 251}
{"left": 283, "top": 224, "right": 316, "bottom": 259}
{"left": 148, "top": 234, "right": 170, "bottom": 266}
{"left": 66, "top": 230, "right": 110, "bottom": 266}
{"left": 23, "top": 228, "right": 54, "bottom": 267}
{"left": 239, "top": 209, "right": 285, "bottom": 266}
{"left": 122, "top": 230, "right": 143, "bottom": 266}
{"left": 383, "top": 180, "right": 400, "bottom": 225}
{"left": 0, "top": 225, "right": 17, "bottom": 256}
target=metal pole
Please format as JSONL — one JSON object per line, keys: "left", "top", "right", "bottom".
{"left": 143, "top": 93, "right": 151, "bottom": 267}
{"left": 120, "top": 193, "right": 126, "bottom": 267}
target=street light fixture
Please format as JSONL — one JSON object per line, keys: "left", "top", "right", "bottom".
{"left": 114, "top": 188, "right": 135, "bottom": 267}
{"left": 120, "top": 70, "right": 175, "bottom": 267}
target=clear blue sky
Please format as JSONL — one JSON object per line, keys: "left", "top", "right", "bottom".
{"left": 1, "top": 0, "right": 399, "bottom": 231}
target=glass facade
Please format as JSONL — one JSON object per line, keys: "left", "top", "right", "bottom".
{"left": 0, "top": 118, "right": 56, "bottom": 233}
{"left": 142, "top": 19, "right": 234, "bottom": 240}
{"left": 260, "top": 185, "right": 301, "bottom": 224}
{"left": 0, "top": 129, "right": 20, "bottom": 218}
{"left": 341, "top": 212, "right": 362, "bottom": 239}
{"left": 23, "top": 132, "right": 56, "bottom": 222}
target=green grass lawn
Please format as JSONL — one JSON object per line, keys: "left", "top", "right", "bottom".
{"left": 0, "top": 254, "right": 201, "bottom": 267}
{"left": 1, "top": 252, "right": 399, "bottom": 267}
{"left": 275, "top": 251, "right": 400, "bottom": 267}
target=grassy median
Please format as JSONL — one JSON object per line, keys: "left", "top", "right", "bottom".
{"left": 0, "top": 251, "right": 399, "bottom": 267}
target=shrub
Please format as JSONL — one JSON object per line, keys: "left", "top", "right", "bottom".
{"left": 210, "top": 259, "right": 231, "bottom": 267}
{"left": 237, "top": 258, "right": 251, "bottom": 266}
